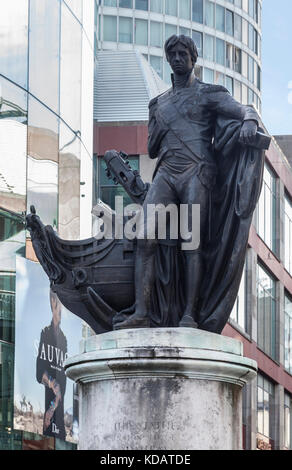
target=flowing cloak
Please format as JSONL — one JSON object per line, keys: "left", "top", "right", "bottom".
{"left": 147, "top": 115, "right": 268, "bottom": 333}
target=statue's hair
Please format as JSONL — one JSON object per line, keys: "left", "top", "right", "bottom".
{"left": 164, "top": 35, "right": 198, "bottom": 65}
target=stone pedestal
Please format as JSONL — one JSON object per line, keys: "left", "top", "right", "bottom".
{"left": 65, "top": 328, "right": 257, "bottom": 450}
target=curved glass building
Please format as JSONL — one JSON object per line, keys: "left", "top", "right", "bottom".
{"left": 0, "top": 0, "right": 95, "bottom": 450}
{"left": 96, "top": 0, "right": 262, "bottom": 112}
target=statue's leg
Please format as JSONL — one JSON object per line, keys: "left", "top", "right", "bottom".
{"left": 177, "top": 167, "right": 209, "bottom": 328}
{"left": 113, "top": 168, "right": 177, "bottom": 330}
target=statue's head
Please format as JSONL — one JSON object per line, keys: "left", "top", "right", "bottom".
{"left": 164, "top": 35, "right": 198, "bottom": 75}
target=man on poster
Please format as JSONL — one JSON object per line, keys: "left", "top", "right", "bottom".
{"left": 36, "top": 289, "right": 67, "bottom": 440}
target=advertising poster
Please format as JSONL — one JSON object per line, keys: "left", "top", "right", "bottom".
{"left": 13, "top": 257, "right": 87, "bottom": 443}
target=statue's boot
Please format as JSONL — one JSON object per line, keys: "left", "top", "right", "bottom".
{"left": 113, "top": 311, "right": 150, "bottom": 330}
{"left": 179, "top": 315, "right": 198, "bottom": 328}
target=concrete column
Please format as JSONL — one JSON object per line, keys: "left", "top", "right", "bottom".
{"left": 65, "top": 328, "right": 257, "bottom": 450}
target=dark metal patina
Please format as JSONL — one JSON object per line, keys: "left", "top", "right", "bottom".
{"left": 26, "top": 35, "right": 271, "bottom": 335}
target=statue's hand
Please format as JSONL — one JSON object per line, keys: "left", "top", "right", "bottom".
{"left": 239, "top": 120, "right": 258, "bottom": 145}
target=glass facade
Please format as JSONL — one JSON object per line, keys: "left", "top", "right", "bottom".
{"left": 257, "top": 374, "right": 275, "bottom": 450}
{"left": 97, "top": 0, "right": 262, "bottom": 112}
{"left": 257, "top": 263, "right": 276, "bottom": 360}
{"left": 0, "top": 0, "right": 94, "bottom": 450}
{"left": 284, "top": 294, "right": 292, "bottom": 375}
{"left": 230, "top": 260, "right": 246, "bottom": 331}
{"left": 256, "top": 164, "right": 277, "bottom": 253}
{"left": 284, "top": 393, "right": 292, "bottom": 450}
{"left": 285, "top": 195, "right": 292, "bottom": 275}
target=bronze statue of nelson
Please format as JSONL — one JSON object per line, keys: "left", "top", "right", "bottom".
{"left": 26, "top": 35, "right": 270, "bottom": 336}
{"left": 112, "top": 34, "right": 267, "bottom": 332}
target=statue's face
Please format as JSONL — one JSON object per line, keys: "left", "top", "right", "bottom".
{"left": 167, "top": 43, "right": 193, "bottom": 75}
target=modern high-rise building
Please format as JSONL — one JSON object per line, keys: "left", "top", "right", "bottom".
{"left": 0, "top": 0, "right": 95, "bottom": 450}
{"left": 96, "top": 0, "right": 262, "bottom": 112}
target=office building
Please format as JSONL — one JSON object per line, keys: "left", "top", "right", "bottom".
{"left": 96, "top": 0, "right": 262, "bottom": 112}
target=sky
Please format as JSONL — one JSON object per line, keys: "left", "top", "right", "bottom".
{"left": 262, "top": 0, "right": 292, "bottom": 135}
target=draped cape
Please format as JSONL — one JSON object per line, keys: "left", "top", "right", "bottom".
{"left": 145, "top": 116, "right": 268, "bottom": 333}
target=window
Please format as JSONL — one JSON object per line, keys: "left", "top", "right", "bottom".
{"left": 233, "top": 46, "right": 241, "bottom": 73}
{"left": 150, "top": 0, "right": 162, "bottom": 12}
{"left": 226, "top": 43, "right": 233, "bottom": 69}
{"left": 235, "top": 0, "right": 242, "bottom": 7}
{"left": 226, "top": 76, "right": 233, "bottom": 95}
{"left": 94, "top": 155, "right": 139, "bottom": 210}
{"left": 234, "top": 79, "right": 241, "bottom": 102}
{"left": 150, "top": 21, "right": 163, "bottom": 48}
{"left": 284, "top": 195, "right": 292, "bottom": 274}
{"left": 257, "top": 264, "right": 277, "bottom": 360}
{"left": 230, "top": 261, "right": 246, "bottom": 330}
{"left": 257, "top": 374, "right": 275, "bottom": 450}
{"left": 249, "top": 0, "right": 255, "bottom": 19}
{"left": 234, "top": 14, "right": 242, "bottom": 41}
{"left": 103, "top": 15, "right": 117, "bottom": 42}
{"left": 0, "top": 342, "right": 15, "bottom": 429}
{"left": 205, "top": 0, "right": 214, "bottom": 28}
{"left": 179, "top": 0, "right": 191, "bottom": 20}
{"left": 257, "top": 64, "right": 261, "bottom": 90}
{"left": 0, "top": 271, "right": 17, "bottom": 345}
{"left": 135, "top": 19, "right": 148, "bottom": 45}
{"left": 242, "top": 83, "right": 248, "bottom": 104}
{"left": 192, "top": 0, "right": 203, "bottom": 24}
{"left": 240, "top": 53, "right": 247, "bottom": 82}
{"left": 29, "top": 0, "right": 60, "bottom": 114}
{"left": 242, "top": 18, "right": 248, "bottom": 45}
{"left": 165, "top": 0, "right": 177, "bottom": 16}
{"left": 150, "top": 55, "right": 163, "bottom": 78}
{"left": 284, "top": 393, "right": 292, "bottom": 450}
{"left": 179, "top": 27, "right": 191, "bottom": 37}
{"left": 165, "top": 24, "right": 177, "bottom": 41}
{"left": 284, "top": 294, "right": 292, "bottom": 374}
{"left": 203, "top": 68, "right": 214, "bottom": 84}
{"left": 163, "top": 59, "right": 172, "bottom": 84}
{"left": 119, "top": 17, "right": 133, "bottom": 43}
{"left": 248, "top": 23, "right": 254, "bottom": 51}
{"left": 136, "top": 0, "right": 148, "bottom": 10}
{"left": 216, "top": 4, "right": 225, "bottom": 32}
{"left": 0, "top": 0, "right": 29, "bottom": 89}
{"left": 119, "top": 0, "right": 133, "bottom": 7}
{"left": 216, "top": 38, "right": 225, "bottom": 66}
{"left": 226, "top": 10, "right": 234, "bottom": 36}
{"left": 256, "top": 165, "right": 277, "bottom": 252}
{"left": 214, "top": 71, "right": 224, "bottom": 86}
{"left": 192, "top": 31, "right": 203, "bottom": 57}
{"left": 204, "top": 34, "right": 214, "bottom": 62}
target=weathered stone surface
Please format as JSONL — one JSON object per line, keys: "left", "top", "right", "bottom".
{"left": 65, "top": 328, "right": 257, "bottom": 450}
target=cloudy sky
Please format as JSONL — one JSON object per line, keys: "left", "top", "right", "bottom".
{"left": 262, "top": 0, "right": 292, "bottom": 135}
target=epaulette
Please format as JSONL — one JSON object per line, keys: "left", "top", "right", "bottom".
{"left": 148, "top": 96, "right": 158, "bottom": 108}
{"left": 148, "top": 89, "right": 170, "bottom": 108}
{"left": 201, "top": 82, "right": 229, "bottom": 94}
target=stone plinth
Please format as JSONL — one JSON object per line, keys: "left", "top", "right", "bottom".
{"left": 65, "top": 328, "right": 257, "bottom": 450}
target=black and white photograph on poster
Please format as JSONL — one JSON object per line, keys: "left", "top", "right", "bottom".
{"left": 13, "top": 257, "right": 88, "bottom": 443}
